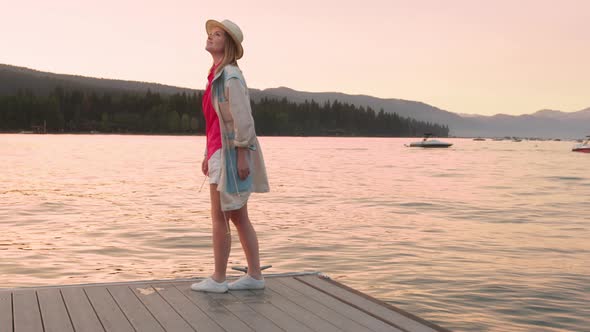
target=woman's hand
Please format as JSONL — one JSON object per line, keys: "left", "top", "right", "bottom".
{"left": 202, "top": 157, "right": 208, "bottom": 176}
{"left": 236, "top": 147, "right": 250, "bottom": 180}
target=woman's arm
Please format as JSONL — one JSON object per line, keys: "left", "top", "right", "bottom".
{"left": 227, "top": 78, "right": 255, "bottom": 148}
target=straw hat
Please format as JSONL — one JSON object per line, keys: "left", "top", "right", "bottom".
{"left": 206, "top": 19, "right": 244, "bottom": 59}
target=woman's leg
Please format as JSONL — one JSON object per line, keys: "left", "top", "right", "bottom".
{"left": 210, "top": 184, "right": 231, "bottom": 282}
{"left": 230, "top": 203, "right": 262, "bottom": 279}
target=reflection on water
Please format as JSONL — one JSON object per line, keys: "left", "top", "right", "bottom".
{"left": 1, "top": 134, "right": 589, "bottom": 331}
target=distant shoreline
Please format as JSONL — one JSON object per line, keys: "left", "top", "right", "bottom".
{"left": 0, "top": 131, "right": 438, "bottom": 138}
{"left": 0, "top": 131, "right": 578, "bottom": 141}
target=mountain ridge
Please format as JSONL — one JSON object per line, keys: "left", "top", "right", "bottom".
{"left": 1, "top": 63, "right": 587, "bottom": 138}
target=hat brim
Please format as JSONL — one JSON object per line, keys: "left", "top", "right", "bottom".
{"left": 206, "top": 20, "right": 244, "bottom": 60}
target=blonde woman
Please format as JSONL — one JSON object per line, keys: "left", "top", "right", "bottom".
{"left": 191, "top": 19, "right": 270, "bottom": 293}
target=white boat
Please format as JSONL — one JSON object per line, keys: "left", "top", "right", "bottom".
{"left": 572, "top": 136, "right": 590, "bottom": 153}
{"left": 406, "top": 134, "right": 453, "bottom": 148}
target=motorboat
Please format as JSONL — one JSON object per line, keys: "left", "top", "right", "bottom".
{"left": 572, "top": 136, "right": 590, "bottom": 153}
{"left": 406, "top": 134, "right": 453, "bottom": 148}
{"left": 473, "top": 137, "right": 486, "bottom": 141}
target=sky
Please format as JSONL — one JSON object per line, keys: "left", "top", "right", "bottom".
{"left": 1, "top": 0, "right": 589, "bottom": 116}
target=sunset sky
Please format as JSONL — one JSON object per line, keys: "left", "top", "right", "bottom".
{"left": 2, "top": 0, "right": 589, "bottom": 116}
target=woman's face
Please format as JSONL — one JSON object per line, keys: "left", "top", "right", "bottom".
{"left": 206, "top": 26, "right": 227, "bottom": 55}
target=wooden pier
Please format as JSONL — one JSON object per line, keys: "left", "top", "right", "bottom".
{"left": 0, "top": 273, "right": 449, "bottom": 332}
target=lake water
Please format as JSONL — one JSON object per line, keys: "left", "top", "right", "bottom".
{"left": 1, "top": 134, "right": 589, "bottom": 331}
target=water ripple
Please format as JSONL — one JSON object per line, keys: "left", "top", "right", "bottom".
{"left": 0, "top": 135, "right": 589, "bottom": 332}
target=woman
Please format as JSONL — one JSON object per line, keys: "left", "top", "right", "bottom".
{"left": 191, "top": 19, "right": 270, "bottom": 293}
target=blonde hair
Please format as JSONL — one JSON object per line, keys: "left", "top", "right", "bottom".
{"left": 215, "top": 32, "right": 239, "bottom": 75}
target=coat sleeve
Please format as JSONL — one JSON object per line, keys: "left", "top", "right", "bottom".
{"left": 227, "top": 78, "right": 256, "bottom": 148}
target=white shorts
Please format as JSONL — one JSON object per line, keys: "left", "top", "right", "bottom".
{"left": 207, "top": 149, "right": 222, "bottom": 184}
{"left": 207, "top": 148, "right": 250, "bottom": 211}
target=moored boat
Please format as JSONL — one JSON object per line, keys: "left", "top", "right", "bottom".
{"left": 572, "top": 136, "right": 590, "bottom": 153}
{"left": 407, "top": 133, "right": 453, "bottom": 148}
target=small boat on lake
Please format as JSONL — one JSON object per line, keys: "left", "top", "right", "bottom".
{"left": 406, "top": 133, "right": 453, "bottom": 148}
{"left": 572, "top": 136, "right": 590, "bottom": 153}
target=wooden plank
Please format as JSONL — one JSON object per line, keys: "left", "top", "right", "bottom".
{"left": 208, "top": 291, "right": 282, "bottom": 332}
{"left": 12, "top": 290, "right": 43, "bottom": 332}
{"left": 262, "top": 282, "right": 342, "bottom": 332}
{"left": 3, "top": 275, "right": 447, "bottom": 332}
{"left": 85, "top": 286, "right": 134, "bottom": 332}
{"left": 37, "top": 288, "right": 75, "bottom": 332}
{"left": 61, "top": 287, "right": 105, "bottom": 332}
{"left": 230, "top": 288, "right": 315, "bottom": 332}
{"left": 276, "top": 277, "right": 401, "bottom": 332}
{"left": 174, "top": 282, "right": 255, "bottom": 332}
{"left": 107, "top": 285, "right": 164, "bottom": 332}
{"left": 267, "top": 278, "right": 384, "bottom": 332}
{"left": 297, "top": 275, "right": 444, "bottom": 332}
{"left": 154, "top": 283, "right": 225, "bottom": 332}
{"left": 0, "top": 291, "right": 12, "bottom": 332}
{"left": 131, "top": 285, "right": 195, "bottom": 332}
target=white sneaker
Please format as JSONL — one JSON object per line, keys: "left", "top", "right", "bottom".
{"left": 228, "top": 274, "right": 265, "bottom": 290}
{"left": 191, "top": 277, "right": 228, "bottom": 293}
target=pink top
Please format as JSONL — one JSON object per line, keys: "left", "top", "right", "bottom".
{"left": 202, "top": 64, "right": 222, "bottom": 160}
